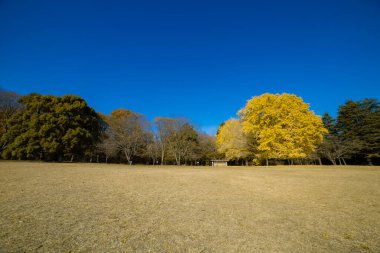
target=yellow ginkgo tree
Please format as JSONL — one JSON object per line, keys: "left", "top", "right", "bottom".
{"left": 216, "top": 118, "right": 256, "bottom": 164}
{"left": 238, "top": 93, "right": 327, "bottom": 165}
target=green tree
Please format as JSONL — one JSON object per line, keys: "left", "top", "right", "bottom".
{"left": 322, "top": 112, "right": 338, "bottom": 135}
{"left": 317, "top": 112, "right": 355, "bottom": 165}
{"left": 2, "top": 93, "right": 103, "bottom": 161}
{"left": 337, "top": 99, "right": 380, "bottom": 165}
{"left": 175, "top": 123, "right": 199, "bottom": 165}
{"left": 0, "top": 89, "right": 22, "bottom": 153}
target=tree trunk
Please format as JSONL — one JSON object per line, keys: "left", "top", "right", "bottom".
{"left": 318, "top": 157, "right": 322, "bottom": 165}
{"left": 367, "top": 157, "right": 373, "bottom": 166}
{"left": 266, "top": 159, "right": 269, "bottom": 166}
{"left": 124, "top": 150, "right": 131, "bottom": 165}
{"left": 327, "top": 154, "right": 336, "bottom": 165}
{"left": 338, "top": 158, "right": 342, "bottom": 165}
{"left": 106, "top": 156, "right": 108, "bottom": 164}
{"left": 161, "top": 149, "right": 165, "bottom": 165}
{"left": 70, "top": 155, "right": 74, "bottom": 162}
{"left": 342, "top": 157, "right": 347, "bottom": 165}
{"left": 96, "top": 155, "right": 99, "bottom": 163}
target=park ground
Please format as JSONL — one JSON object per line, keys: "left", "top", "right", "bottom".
{"left": 0, "top": 162, "right": 380, "bottom": 252}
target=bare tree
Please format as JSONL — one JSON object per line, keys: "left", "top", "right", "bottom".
{"left": 304, "top": 151, "right": 323, "bottom": 165}
{"left": 145, "top": 132, "right": 161, "bottom": 165}
{"left": 108, "top": 109, "right": 149, "bottom": 164}
{"left": 154, "top": 117, "right": 199, "bottom": 165}
{"left": 318, "top": 136, "right": 355, "bottom": 165}
{"left": 96, "top": 128, "right": 118, "bottom": 163}
{"left": 154, "top": 117, "right": 183, "bottom": 165}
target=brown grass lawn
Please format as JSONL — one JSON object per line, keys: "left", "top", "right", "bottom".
{"left": 0, "top": 162, "right": 380, "bottom": 253}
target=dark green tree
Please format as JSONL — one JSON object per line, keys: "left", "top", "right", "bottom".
{"left": 0, "top": 89, "right": 22, "bottom": 153}
{"left": 337, "top": 99, "right": 380, "bottom": 165}
{"left": 178, "top": 123, "right": 199, "bottom": 165}
{"left": 1, "top": 93, "right": 103, "bottom": 161}
{"left": 322, "top": 112, "right": 338, "bottom": 135}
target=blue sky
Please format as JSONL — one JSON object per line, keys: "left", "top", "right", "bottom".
{"left": 1, "top": 0, "right": 379, "bottom": 134}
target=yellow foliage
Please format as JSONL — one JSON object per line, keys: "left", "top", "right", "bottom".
{"left": 216, "top": 119, "right": 252, "bottom": 160}
{"left": 238, "top": 93, "right": 327, "bottom": 159}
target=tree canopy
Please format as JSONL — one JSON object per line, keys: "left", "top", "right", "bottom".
{"left": 0, "top": 89, "right": 378, "bottom": 165}
{"left": 105, "top": 109, "right": 150, "bottom": 164}
{"left": 216, "top": 118, "right": 252, "bottom": 161}
{"left": 337, "top": 99, "right": 380, "bottom": 164}
{"left": 238, "top": 93, "right": 327, "bottom": 162}
{"left": 1, "top": 93, "right": 103, "bottom": 161}
{"left": 0, "top": 89, "right": 22, "bottom": 152}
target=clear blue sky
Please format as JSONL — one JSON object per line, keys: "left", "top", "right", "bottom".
{"left": 1, "top": 0, "right": 379, "bottom": 134}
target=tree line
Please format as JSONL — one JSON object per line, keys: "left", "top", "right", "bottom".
{"left": 216, "top": 93, "right": 379, "bottom": 165}
{"left": 0, "top": 90, "right": 218, "bottom": 164}
{"left": 0, "top": 89, "right": 378, "bottom": 165}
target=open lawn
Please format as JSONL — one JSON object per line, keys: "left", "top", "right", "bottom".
{"left": 0, "top": 162, "right": 379, "bottom": 252}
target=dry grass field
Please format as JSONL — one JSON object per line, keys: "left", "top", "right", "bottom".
{"left": 0, "top": 162, "right": 379, "bottom": 253}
